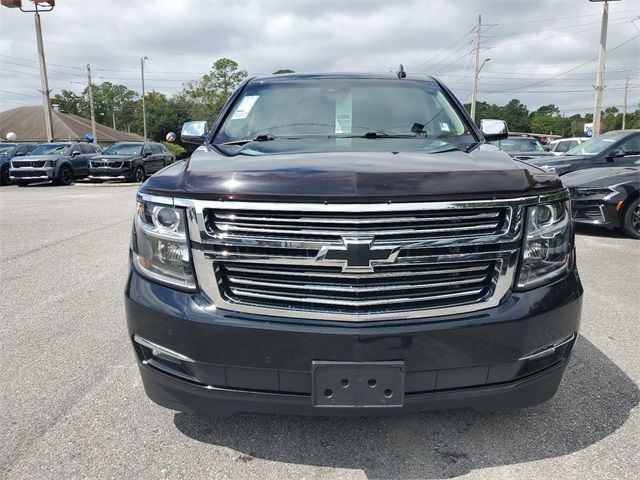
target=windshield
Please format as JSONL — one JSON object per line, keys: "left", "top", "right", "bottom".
{"left": 565, "top": 131, "right": 628, "bottom": 156}
{"left": 30, "top": 143, "right": 71, "bottom": 156}
{"left": 103, "top": 143, "right": 143, "bottom": 155}
{"left": 0, "top": 145, "right": 16, "bottom": 155}
{"left": 214, "top": 78, "right": 472, "bottom": 156}
{"left": 495, "top": 138, "right": 544, "bottom": 152}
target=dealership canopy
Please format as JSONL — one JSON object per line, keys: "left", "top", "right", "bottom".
{"left": 0, "top": 106, "right": 144, "bottom": 144}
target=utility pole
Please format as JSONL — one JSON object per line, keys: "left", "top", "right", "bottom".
{"left": 86, "top": 64, "right": 98, "bottom": 143}
{"left": 470, "top": 14, "right": 482, "bottom": 123}
{"left": 34, "top": 10, "right": 54, "bottom": 141}
{"left": 112, "top": 107, "right": 117, "bottom": 131}
{"left": 141, "top": 57, "right": 148, "bottom": 142}
{"left": 622, "top": 76, "right": 629, "bottom": 130}
{"left": 592, "top": 0, "right": 610, "bottom": 136}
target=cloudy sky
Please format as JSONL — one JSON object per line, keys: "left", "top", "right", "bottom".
{"left": 1, "top": 0, "right": 639, "bottom": 117}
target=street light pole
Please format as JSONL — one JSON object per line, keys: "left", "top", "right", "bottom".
{"left": 622, "top": 76, "right": 629, "bottom": 130}
{"left": 470, "top": 14, "right": 482, "bottom": 123}
{"left": 86, "top": 64, "right": 98, "bottom": 143}
{"left": 34, "top": 9, "right": 53, "bottom": 141}
{"left": 1, "top": 1, "right": 56, "bottom": 141}
{"left": 592, "top": 1, "right": 609, "bottom": 136}
{"left": 141, "top": 56, "right": 148, "bottom": 142}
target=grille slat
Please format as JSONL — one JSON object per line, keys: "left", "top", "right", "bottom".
{"left": 207, "top": 207, "right": 509, "bottom": 241}
{"left": 226, "top": 274, "right": 488, "bottom": 293}
{"left": 230, "top": 286, "right": 485, "bottom": 307}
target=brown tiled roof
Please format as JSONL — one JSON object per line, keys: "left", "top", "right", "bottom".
{"left": 0, "top": 106, "right": 144, "bottom": 144}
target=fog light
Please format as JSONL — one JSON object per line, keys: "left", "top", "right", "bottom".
{"left": 134, "top": 335, "right": 194, "bottom": 363}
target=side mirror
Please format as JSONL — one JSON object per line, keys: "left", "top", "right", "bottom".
{"left": 142, "top": 151, "right": 150, "bottom": 158}
{"left": 71, "top": 150, "right": 80, "bottom": 157}
{"left": 606, "top": 149, "right": 625, "bottom": 160}
{"left": 181, "top": 121, "right": 208, "bottom": 145}
{"left": 480, "top": 119, "right": 508, "bottom": 142}
{"left": 15, "top": 151, "right": 26, "bottom": 157}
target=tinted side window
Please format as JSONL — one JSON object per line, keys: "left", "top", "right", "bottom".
{"left": 71, "top": 145, "right": 82, "bottom": 155}
{"left": 619, "top": 135, "right": 640, "bottom": 155}
{"left": 150, "top": 144, "right": 163, "bottom": 154}
{"left": 16, "top": 145, "right": 28, "bottom": 155}
{"left": 81, "top": 144, "right": 94, "bottom": 154}
{"left": 556, "top": 141, "right": 574, "bottom": 153}
{"left": 142, "top": 144, "right": 152, "bottom": 155}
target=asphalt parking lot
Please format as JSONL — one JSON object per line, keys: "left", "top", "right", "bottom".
{"left": 1, "top": 183, "right": 638, "bottom": 480}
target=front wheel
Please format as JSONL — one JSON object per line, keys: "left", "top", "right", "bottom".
{"left": 622, "top": 199, "right": 640, "bottom": 239}
{"left": 0, "top": 165, "right": 11, "bottom": 186}
{"left": 133, "top": 166, "right": 145, "bottom": 183}
{"left": 56, "top": 166, "right": 73, "bottom": 186}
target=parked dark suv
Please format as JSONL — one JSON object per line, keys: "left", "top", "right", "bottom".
{"left": 0, "top": 143, "right": 37, "bottom": 186}
{"left": 88, "top": 142, "right": 174, "bottom": 182}
{"left": 524, "top": 130, "right": 640, "bottom": 175}
{"left": 9, "top": 141, "right": 102, "bottom": 186}
{"left": 126, "top": 73, "right": 583, "bottom": 416}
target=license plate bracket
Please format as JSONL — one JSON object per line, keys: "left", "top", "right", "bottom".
{"left": 312, "top": 361, "right": 405, "bottom": 408}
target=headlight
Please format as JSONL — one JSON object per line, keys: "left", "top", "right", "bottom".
{"left": 131, "top": 200, "right": 196, "bottom": 290}
{"left": 572, "top": 187, "right": 617, "bottom": 198}
{"left": 517, "top": 200, "right": 571, "bottom": 289}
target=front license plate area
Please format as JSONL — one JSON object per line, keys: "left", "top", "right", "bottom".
{"left": 312, "top": 361, "right": 405, "bottom": 408}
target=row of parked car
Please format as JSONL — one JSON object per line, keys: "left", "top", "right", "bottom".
{"left": 493, "top": 129, "right": 640, "bottom": 239}
{"left": 0, "top": 141, "right": 175, "bottom": 187}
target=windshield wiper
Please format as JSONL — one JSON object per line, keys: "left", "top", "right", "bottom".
{"left": 346, "top": 131, "right": 424, "bottom": 139}
{"left": 220, "top": 134, "right": 281, "bottom": 146}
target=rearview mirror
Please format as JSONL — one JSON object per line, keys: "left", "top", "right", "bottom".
{"left": 480, "top": 119, "right": 508, "bottom": 142}
{"left": 181, "top": 121, "right": 208, "bottom": 145}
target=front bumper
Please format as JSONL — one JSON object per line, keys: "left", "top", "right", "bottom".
{"left": 9, "top": 167, "right": 54, "bottom": 181}
{"left": 571, "top": 199, "right": 621, "bottom": 229}
{"left": 125, "top": 263, "right": 583, "bottom": 415}
{"left": 88, "top": 166, "right": 132, "bottom": 180}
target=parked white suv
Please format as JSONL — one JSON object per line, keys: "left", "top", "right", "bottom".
{"left": 546, "top": 137, "right": 589, "bottom": 156}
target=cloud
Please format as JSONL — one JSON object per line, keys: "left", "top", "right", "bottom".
{"left": 1, "top": 0, "right": 638, "bottom": 115}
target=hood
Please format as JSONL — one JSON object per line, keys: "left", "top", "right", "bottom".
{"left": 522, "top": 155, "right": 590, "bottom": 168}
{"left": 12, "top": 154, "right": 65, "bottom": 163}
{"left": 509, "top": 151, "right": 556, "bottom": 160}
{"left": 142, "top": 145, "right": 563, "bottom": 202}
{"left": 562, "top": 166, "right": 640, "bottom": 188}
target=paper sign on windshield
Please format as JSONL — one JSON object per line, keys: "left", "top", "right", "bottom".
{"left": 231, "top": 95, "right": 260, "bottom": 120}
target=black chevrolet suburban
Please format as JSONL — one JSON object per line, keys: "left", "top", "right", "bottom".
{"left": 126, "top": 73, "right": 583, "bottom": 415}
{"left": 88, "top": 141, "right": 174, "bottom": 182}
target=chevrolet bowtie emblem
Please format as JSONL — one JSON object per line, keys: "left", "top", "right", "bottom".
{"left": 315, "top": 237, "right": 401, "bottom": 273}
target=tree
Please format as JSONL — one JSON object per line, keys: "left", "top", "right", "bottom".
{"left": 136, "top": 91, "right": 192, "bottom": 143}
{"left": 273, "top": 69, "right": 295, "bottom": 74}
{"left": 51, "top": 89, "right": 84, "bottom": 116}
{"left": 180, "top": 58, "right": 248, "bottom": 121}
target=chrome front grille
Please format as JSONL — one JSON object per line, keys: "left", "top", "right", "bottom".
{"left": 168, "top": 197, "right": 537, "bottom": 322}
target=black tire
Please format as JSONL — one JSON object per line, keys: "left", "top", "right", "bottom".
{"left": 622, "top": 198, "right": 640, "bottom": 239}
{"left": 133, "top": 166, "right": 145, "bottom": 183}
{"left": 0, "top": 165, "right": 11, "bottom": 186}
{"left": 56, "top": 166, "right": 73, "bottom": 186}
